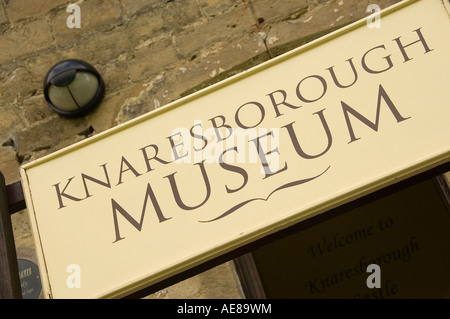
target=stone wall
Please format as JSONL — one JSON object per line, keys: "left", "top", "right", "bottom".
{"left": 0, "top": 0, "right": 403, "bottom": 298}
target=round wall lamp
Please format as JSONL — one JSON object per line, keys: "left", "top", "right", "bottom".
{"left": 43, "top": 59, "right": 105, "bottom": 116}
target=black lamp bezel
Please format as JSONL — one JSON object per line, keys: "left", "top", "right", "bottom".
{"left": 43, "top": 59, "right": 105, "bottom": 117}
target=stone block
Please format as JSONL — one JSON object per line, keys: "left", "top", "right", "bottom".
{"left": 22, "top": 95, "right": 56, "bottom": 125}
{"left": 15, "top": 117, "right": 90, "bottom": 161}
{"left": 120, "top": 31, "right": 270, "bottom": 122}
{"left": 195, "top": 262, "right": 243, "bottom": 298}
{"left": 265, "top": 0, "right": 403, "bottom": 55}
{"left": 197, "top": 0, "right": 241, "bottom": 18}
{"left": 4, "top": 0, "right": 67, "bottom": 25}
{"left": 171, "top": 32, "right": 270, "bottom": 100}
{"left": 88, "top": 82, "right": 147, "bottom": 131}
{"left": 251, "top": 0, "right": 309, "bottom": 23}
{"left": 119, "top": 0, "right": 201, "bottom": 38}
{"left": 144, "top": 262, "right": 243, "bottom": 298}
{"left": 11, "top": 211, "right": 34, "bottom": 252}
{"left": 127, "top": 37, "right": 179, "bottom": 82}
{"left": 0, "top": 19, "right": 53, "bottom": 65}
{"left": 0, "top": 106, "right": 23, "bottom": 145}
{"left": 113, "top": 77, "right": 167, "bottom": 124}
{"left": 174, "top": 2, "right": 255, "bottom": 58}
{"left": 66, "top": 27, "right": 130, "bottom": 65}
{"left": 0, "top": 146, "right": 20, "bottom": 184}
{"left": 160, "top": 0, "right": 202, "bottom": 30}
{"left": 95, "top": 59, "right": 130, "bottom": 92}
{"left": 0, "top": 66, "right": 35, "bottom": 105}
{"left": 49, "top": 0, "right": 123, "bottom": 47}
{"left": 0, "top": 3, "right": 9, "bottom": 33}
{"left": 120, "top": 0, "right": 163, "bottom": 17}
{"left": 121, "top": 9, "right": 165, "bottom": 48}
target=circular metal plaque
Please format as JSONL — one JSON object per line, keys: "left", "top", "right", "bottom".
{"left": 18, "top": 259, "right": 42, "bottom": 299}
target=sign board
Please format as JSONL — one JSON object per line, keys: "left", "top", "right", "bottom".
{"left": 21, "top": 0, "right": 450, "bottom": 298}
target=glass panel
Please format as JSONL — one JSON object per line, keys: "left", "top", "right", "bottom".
{"left": 68, "top": 72, "right": 99, "bottom": 107}
{"left": 47, "top": 86, "right": 78, "bottom": 111}
{"left": 252, "top": 178, "right": 450, "bottom": 298}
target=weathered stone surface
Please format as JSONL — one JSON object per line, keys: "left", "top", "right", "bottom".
{"left": 251, "top": 0, "right": 309, "bottom": 23}
{"left": 23, "top": 50, "right": 72, "bottom": 92}
{"left": 0, "top": 18, "right": 53, "bottom": 65}
{"left": 95, "top": 58, "right": 130, "bottom": 92}
{"left": 119, "top": 0, "right": 202, "bottom": 45}
{"left": 174, "top": 1, "right": 255, "bottom": 58}
{"left": 49, "top": 0, "right": 123, "bottom": 46}
{"left": 160, "top": 0, "right": 202, "bottom": 31}
{"left": 21, "top": 94, "right": 56, "bottom": 125}
{"left": 265, "top": 0, "right": 403, "bottom": 55}
{"left": 144, "top": 262, "right": 244, "bottom": 299}
{"left": 121, "top": 9, "right": 165, "bottom": 49}
{"left": 127, "top": 36, "right": 179, "bottom": 82}
{"left": 4, "top": 0, "right": 67, "bottom": 25}
{"left": 0, "top": 105, "right": 23, "bottom": 145}
{"left": 0, "top": 3, "right": 9, "bottom": 33}
{"left": 90, "top": 81, "right": 151, "bottom": 128}
{"left": 11, "top": 210, "right": 34, "bottom": 252}
{"left": 0, "top": 146, "right": 20, "bottom": 184}
{"left": 0, "top": 66, "right": 35, "bottom": 106}
{"left": 15, "top": 116, "right": 90, "bottom": 162}
{"left": 66, "top": 28, "right": 130, "bottom": 65}
{"left": 168, "top": 33, "right": 270, "bottom": 100}
{"left": 197, "top": 0, "right": 241, "bottom": 18}
{"left": 119, "top": 0, "right": 163, "bottom": 17}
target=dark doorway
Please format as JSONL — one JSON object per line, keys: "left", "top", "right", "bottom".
{"left": 236, "top": 175, "right": 450, "bottom": 299}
